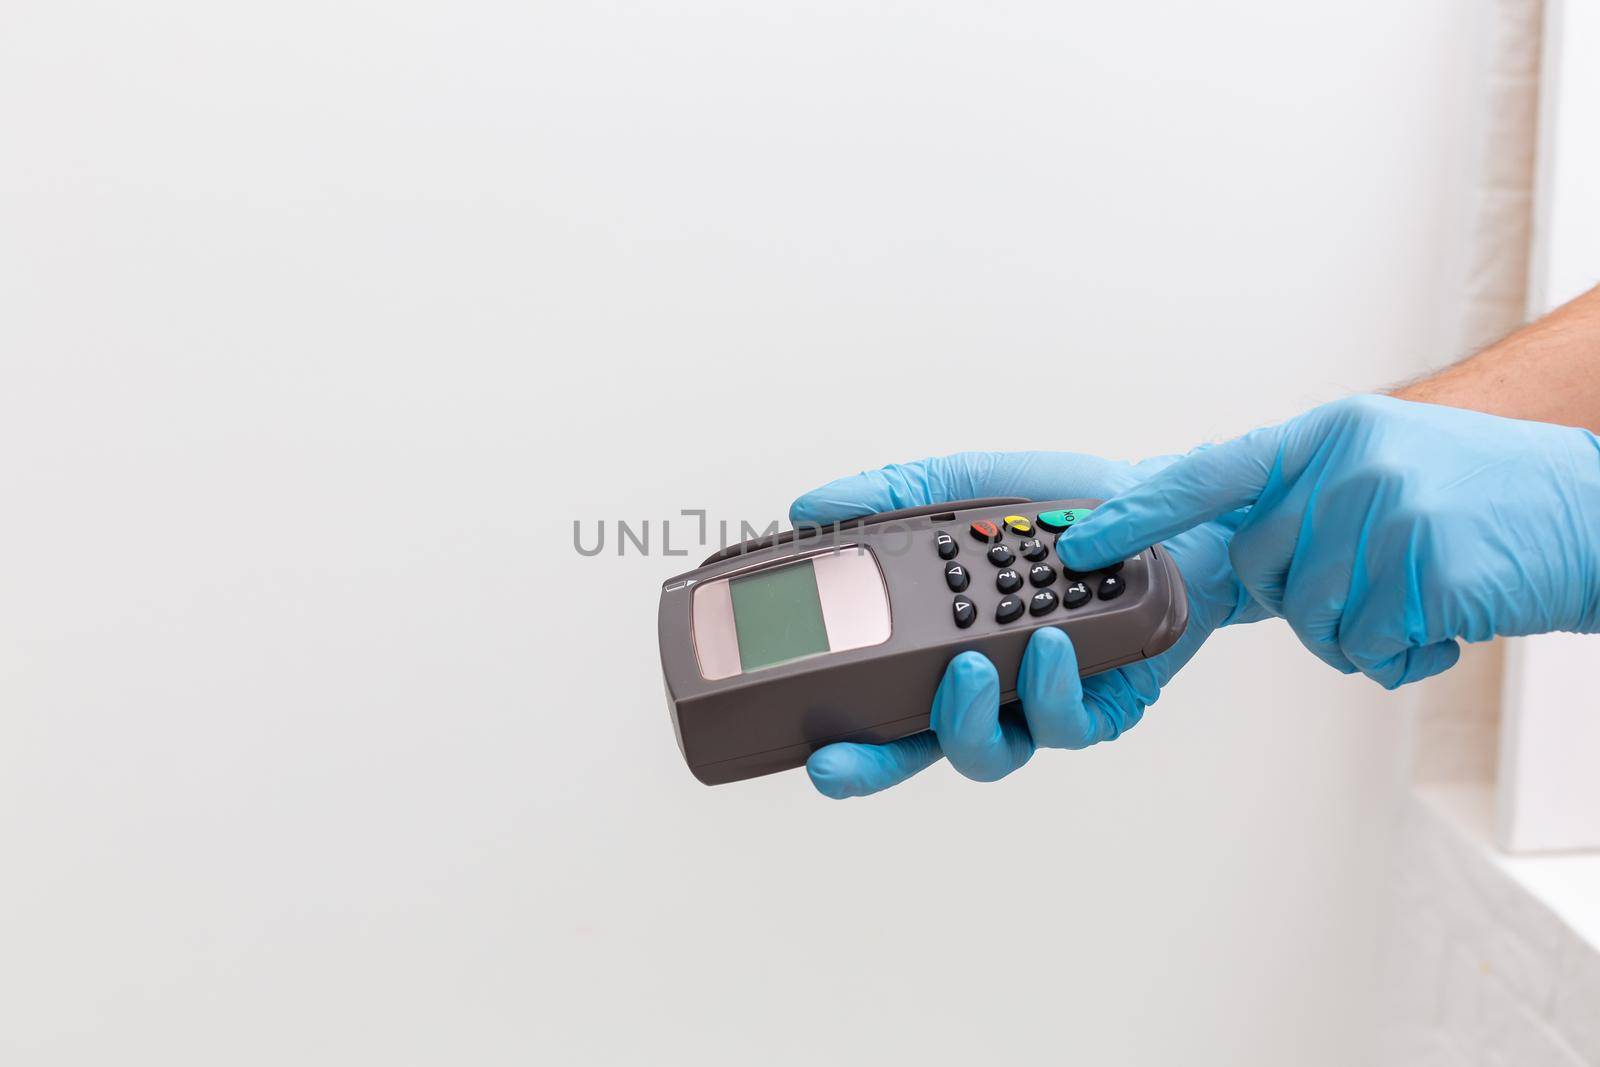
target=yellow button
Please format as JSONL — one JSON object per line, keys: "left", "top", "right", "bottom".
{"left": 1002, "top": 514, "right": 1033, "bottom": 535}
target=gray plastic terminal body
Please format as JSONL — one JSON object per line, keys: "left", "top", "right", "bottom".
{"left": 658, "top": 498, "right": 1188, "bottom": 786}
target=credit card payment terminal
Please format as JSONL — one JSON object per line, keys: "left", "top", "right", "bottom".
{"left": 657, "top": 498, "right": 1187, "bottom": 785}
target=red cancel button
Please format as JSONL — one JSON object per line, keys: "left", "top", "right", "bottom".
{"left": 968, "top": 520, "right": 1001, "bottom": 544}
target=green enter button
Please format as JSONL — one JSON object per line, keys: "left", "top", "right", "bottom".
{"left": 1035, "top": 508, "right": 1094, "bottom": 533}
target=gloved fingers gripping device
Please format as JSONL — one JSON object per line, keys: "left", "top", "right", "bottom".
{"left": 658, "top": 497, "right": 1188, "bottom": 785}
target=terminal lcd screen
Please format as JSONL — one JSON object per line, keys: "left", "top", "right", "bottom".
{"left": 728, "top": 562, "right": 831, "bottom": 672}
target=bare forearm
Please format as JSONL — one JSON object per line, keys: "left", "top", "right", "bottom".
{"left": 1393, "top": 285, "right": 1600, "bottom": 433}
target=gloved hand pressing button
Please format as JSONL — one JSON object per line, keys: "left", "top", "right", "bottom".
{"left": 1058, "top": 395, "right": 1600, "bottom": 689}
{"left": 790, "top": 451, "right": 1268, "bottom": 798}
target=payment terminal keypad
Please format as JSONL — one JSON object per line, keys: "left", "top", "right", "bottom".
{"left": 934, "top": 507, "right": 1130, "bottom": 627}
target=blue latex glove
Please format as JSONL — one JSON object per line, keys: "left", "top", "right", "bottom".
{"left": 790, "top": 451, "right": 1267, "bottom": 798}
{"left": 1060, "top": 395, "right": 1600, "bottom": 690}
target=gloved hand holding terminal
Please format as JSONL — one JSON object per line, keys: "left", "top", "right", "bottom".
{"left": 789, "top": 453, "right": 1265, "bottom": 797}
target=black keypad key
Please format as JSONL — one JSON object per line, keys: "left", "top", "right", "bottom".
{"left": 987, "top": 544, "right": 1015, "bottom": 567}
{"left": 934, "top": 531, "right": 958, "bottom": 560}
{"left": 1029, "top": 589, "right": 1059, "bottom": 616}
{"left": 995, "top": 568, "right": 1023, "bottom": 593}
{"left": 1062, "top": 580, "right": 1091, "bottom": 608}
{"left": 1053, "top": 536, "right": 1087, "bottom": 579}
{"left": 1056, "top": 537, "right": 1125, "bottom": 577}
{"left": 995, "top": 594, "right": 1025, "bottom": 623}
{"left": 1098, "top": 574, "right": 1126, "bottom": 600}
{"left": 1019, "top": 538, "right": 1048, "bottom": 562}
{"left": 1028, "top": 563, "right": 1056, "bottom": 587}
{"left": 952, "top": 595, "right": 976, "bottom": 629}
{"left": 1059, "top": 560, "right": 1094, "bottom": 582}
{"left": 944, "top": 562, "right": 970, "bottom": 592}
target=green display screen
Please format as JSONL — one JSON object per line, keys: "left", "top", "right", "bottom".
{"left": 729, "top": 561, "right": 831, "bottom": 672}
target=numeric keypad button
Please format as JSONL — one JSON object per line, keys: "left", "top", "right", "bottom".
{"left": 995, "top": 568, "right": 1023, "bottom": 593}
{"left": 1019, "top": 538, "right": 1048, "bottom": 562}
{"left": 1098, "top": 574, "right": 1126, "bottom": 600}
{"left": 1058, "top": 553, "right": 1091, "bottom": 582}
{"left": 995, "top": 595, "right": 1025, "bottom": 623}
{"left": 1029, "top": 589, "right": 1059, "bottom": 616}
{"left": 1028, "top": 563, "right": 1056, "bottom": 587}
{"left": 1062, "top": 580, "right": 1091, "bottom": 608}
{"left": 986, "top": 544, "right": 1015, "bottom": 567}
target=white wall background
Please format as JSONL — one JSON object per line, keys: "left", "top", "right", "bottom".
{"left": 0, "top": 2, "right": 1501, "bottom": 1064}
